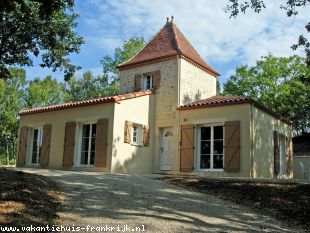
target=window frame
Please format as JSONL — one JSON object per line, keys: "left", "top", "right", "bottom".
{"left": 143, "top": 75, "right": 154, "bottom": 90}
{"left": 131, "top": 124, "right": 143, "bottom": 146}
{"left": 78, "top": 122, "right": 97, "bottom": 167}
{"left": 29, "top": 127, "right": 43, "bottom": 165}
{"left": 196, "top": 123, "right": 224, "bottom": 171}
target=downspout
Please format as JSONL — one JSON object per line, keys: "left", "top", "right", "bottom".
{"left": 177, "top": 55, "right": 182, "bottom": 172}
{"left": 250, "top": 103, "right": 254, "bottom": 178}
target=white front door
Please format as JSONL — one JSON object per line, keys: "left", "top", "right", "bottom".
{"left": 279, "top": 134, "right": 286, "bottom": 177}
{"left": 160, "top": 128, "right": 172, "bottom": 170}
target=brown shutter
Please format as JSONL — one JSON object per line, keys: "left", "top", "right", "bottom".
{"left": 40, "top": 124, "right": 52, "bottom": 168}
{"left": 94, "top": 119, "right": 109, "bottom": 167}
{"left": 134, "top": 74, "right": 141, "bottom": 91}
{"left": 273, "top": 131, "right": 280, "bottom": 176}
{"left": 17, "top": 126, "right": 28, "bottom": 166}
{"left": 224, "top": 121, "right": 240, "bottom": 172}
{"left": 124, "top": 121, "right": 133, "bottom": 143}
{"left": 180, "top": 124, "right": 195, "bottom": 172}
{"left": 63, "top": 122, "right": 76, "bottom": 167}
{"left": 153, "top": 71, "right": 161, "bottom": 89}
{"left": 143, "top": 125, "right": 150, "bottom": 146}
{"left": 286, "top": 136, "right": 293, "bottom": 177}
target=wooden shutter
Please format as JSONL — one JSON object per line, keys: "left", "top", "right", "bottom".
{"left": 143, "top": 125, "right": 150, "bottom": 146}
{"left": 224, "top": 121, "right": 240, "bottom": 172}
{"left": 40, "top": 124, "right": 52, "bottom": 168}
{"left": 286, "top": 136, "right": 293, "bottom": 177}
{"left": 180, "top": 124, "right": 195, "bottom": 172}
{"left": 94, "top": 119, "right": 109, "bottom": 167}
{"left": 63, "top": 122, "right": 76, "bottom": 167}
{"left": 153, "top": 71, "right": 161, "bottom": 89}
{"left": 134, "top": 74, "right": 142, "bottom": 91}
{"left": 17, "top": 126, "right": 28, "bottom": 166}
{"left": 273, "top": 131, "right": 280, "bottom": 176}
{"left": 124, "top": 121, "right": 133, "bottom": 143}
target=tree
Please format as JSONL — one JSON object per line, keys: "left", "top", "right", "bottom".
{"left": 26, "top": 76, "right": 66, "bottom": 108}
{"left": 216, "top": 79, "right": 221, "bottom": 95}
{"left": 0, "top": 0, "right": 84, "bottom": 81}
{"left": 65, "top": 71, "right": 118, "bottom": 102}
{"left": 0, "top": 68, "right": 27, "bottom": 164}
{"left": 101, "top": 37, "right": 145, "bottom": 80}
{"left": 225, "top": 0, "right": 310, "bottom": 65}
{"left": 223, "top": 54, "right": 310, "bottom": 134}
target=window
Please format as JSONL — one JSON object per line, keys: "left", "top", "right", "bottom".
{"left": 143, "top": 75, "right": 153, "bottom": 89}
{"left": 198, "top": 125, "right": 223, "bottom": 170}
{"left": 131, "top": 124, "right": 142, "bottom": 145}
{"left": 80, "top": 123, "right": 96, "bottom": 166}
{"left": 31, "top": 128, "right": 43, "bottom": 164}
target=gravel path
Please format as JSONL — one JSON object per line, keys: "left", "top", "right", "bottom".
{"left": 17, "top": 169, "right": 298, "bottom": 233}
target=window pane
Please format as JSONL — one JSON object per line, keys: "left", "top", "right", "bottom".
{"left": 80, "top": 151, "right": 88, "bottom": 165}
{"left": 92, "top": 124, "right": 96, "bottom": 138}
{"left": 33, "top": 129, "right": 38, "bottom": 141}
{"left": 81, "top": 137, "right": 89, "bottom": 152}
{"left": 213, "top": 154, "right": 223, "bottom": 169}
{"left": 214, "top": 140, "right": 223, "bottom": 154}
{"left": 201, "top": 141, "right": 211, "bottom": 154}
{"left": 91, "top": 137, "right": 96, "bottom": 151}
{"left": 201, "top": 127, "right": 211, "bottom": 140}
{"left": 32, "top": 152, "right": 37, "bottom": 163}
{"left": 214, "top": 126, "right": 223, "bottom": 140}
{"left": 200, "top": 154, "right": 210, "bottom": 169}
{"left": 90, "top": 151, "right": 95, "bottom": 165}
{"left": 82, "top": 124, "right": 90, "bottom": 137}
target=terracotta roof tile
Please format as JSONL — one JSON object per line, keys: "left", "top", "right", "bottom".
{"left": 178, "top": 95, "right": 291, "bottom": 124}
{"left": 117, "top": 20, "right": 220, "bottom": 77}
{"left": 19, "top": 90, "right": 154, "bottom": 116}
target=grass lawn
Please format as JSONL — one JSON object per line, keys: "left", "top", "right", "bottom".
{"left": 158, "top": 176, "right": 310, "bottom": 232}
{"left": 0, "top": 168, "right": 62, "bottom": 228}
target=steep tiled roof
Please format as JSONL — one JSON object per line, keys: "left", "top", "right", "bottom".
{"left": 19, "top": 90, "right": 154, "bottom": 116}
{"left": 117, "top": 19, "right": 220, "bottom": 77}
{"left": 178, "top": 95, "right": 291, "bottom": 124}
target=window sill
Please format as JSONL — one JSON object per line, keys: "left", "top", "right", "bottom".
{"left": 130, "top": 142, "right": 143, "bottom": 147}
{"left": 77, "top": 164, "right": 95, "bottom": 167}
{"left": 197, "top": 169, "right": 224, "bottom": 172}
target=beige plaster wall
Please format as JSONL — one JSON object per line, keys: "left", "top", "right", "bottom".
{"left": 18, "top": 103, "right": 115, "bottom": 171}
{"left": 251, "top": 106, "right": 292, "bottom": 178}
{"left": 112, "top": 95, "right": 154, "bottom": 174}
{"left": 178, "top": 104, "right": 252, "bottom": 177}
{"left": 179, "top": 58, "right": 217, "bottom": 105}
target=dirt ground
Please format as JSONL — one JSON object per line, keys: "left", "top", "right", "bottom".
{"left": 0, "top": 168, "right": 62, "bottom": 228}
{"left": 158, "top": 176, "right": 310, "bottom": 232}
{"left": 12, "top": 168, "right": 303, "bottom": 233}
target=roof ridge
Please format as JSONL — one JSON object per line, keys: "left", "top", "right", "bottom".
{"left": 171, "top": 22, "right": 181, "bottom": 53}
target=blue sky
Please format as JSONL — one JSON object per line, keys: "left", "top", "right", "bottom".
{"left": 23, "top": 0, "right": 309, "bottom": 86}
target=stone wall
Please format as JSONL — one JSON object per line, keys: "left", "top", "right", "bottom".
{"left": 179, "top": 58, "right": 217, "bottom": 105}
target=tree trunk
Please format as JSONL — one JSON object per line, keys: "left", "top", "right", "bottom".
{"left": 5, "top": 137, "right": 9, "bottom": 165}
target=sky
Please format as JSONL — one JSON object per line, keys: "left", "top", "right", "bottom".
{"left": 23, "top": 0, "right": 310, "bottom": 86}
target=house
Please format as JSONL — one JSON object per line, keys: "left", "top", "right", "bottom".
{"left": 16, "top": 17, "right": 293, "bottom": 178}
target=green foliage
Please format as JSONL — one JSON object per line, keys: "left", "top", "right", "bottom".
{"left": 101, "top": 37, "right": 145, "bottom": 80}
{"left": 65, "top": 71, "right": 119, "bottom": 102}
{"left": 225, "top": 0, "right": 310, "bottom": 65}
{"left": 223, "top": 54, "right": 310, "bottom": 134}
{"left": 0, "top": 0, "right": 84, "bottom": 81}
{"left": 26, "top": 76, "right": 66, "bottom": 108}
{"left": 216, "top": 80, "right": 221, "bottom": 95}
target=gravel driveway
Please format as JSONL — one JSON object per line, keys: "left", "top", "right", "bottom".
{"left": 18, "top": 169, "right": 297, "bottom": 233}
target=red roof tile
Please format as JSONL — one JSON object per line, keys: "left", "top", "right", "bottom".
{"left": 178, "top": 95, "right": 291, "bottom": 124}
{"left": 117, "top": 20, "right": 220, "bottom": 77}
{"left": 19, "top": 90, "right": 154, "bottom": 116}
